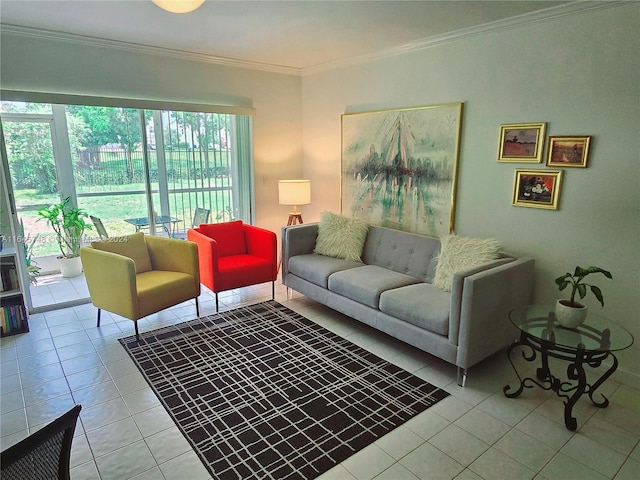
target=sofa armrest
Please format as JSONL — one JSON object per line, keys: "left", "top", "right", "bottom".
{"left": 187, "top": 228, "right": 220, "bottom": 292}
{"left": 80, "top": 246, "right": 139, "bottom": 320}
{"left": 146, "top": 235, "right": 200, "bottom": 293}
{"left": 452, "top": 257, "right": 535, "bottom": 369}
{"left": 449, "top": 257, "right": 514, "bottom": 344}
{"left": 281, "top": 223, "right": 319, "bottom": 281}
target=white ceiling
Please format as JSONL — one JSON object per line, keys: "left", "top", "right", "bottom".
{"left": 1, "top": 0, "right": 572, "bottom": 72}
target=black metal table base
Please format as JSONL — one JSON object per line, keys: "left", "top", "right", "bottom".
{"left": 503, "top": 329, "right": 617, "bottom": 431}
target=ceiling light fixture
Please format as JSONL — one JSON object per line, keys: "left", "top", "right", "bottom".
{"left": 151, "top": 0, "right": 205, "bottom": 14}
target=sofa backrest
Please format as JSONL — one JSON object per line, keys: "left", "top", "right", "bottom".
{"left": 361, "top": 226, "right": 440, "bottom": 282}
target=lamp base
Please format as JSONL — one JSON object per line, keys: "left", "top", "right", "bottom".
{"left": 287, "top": 213, "right": 303, "bottom": 226}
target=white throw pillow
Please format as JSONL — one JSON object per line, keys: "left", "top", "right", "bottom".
{"left": 433, "top": 234, "right": 501, "bottom": 292}
{"left": 314, "top": 212, "right": 369, "bottom": 262}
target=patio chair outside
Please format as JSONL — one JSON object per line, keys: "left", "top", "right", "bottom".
{"left": 193, "top": 207, "right": 211, "bottom": 227}
{"left": 90, "top": 215, "right": 109, "bottom": 240}
{"left": 173, "top": 207, "right": 211, "bottom": 240}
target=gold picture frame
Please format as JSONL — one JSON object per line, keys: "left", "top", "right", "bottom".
{"left": 546, "top": 135, "right": 591, "bottom": 167}
{"left": 512, "top": 169, "right": 562, "bottom": 210}
{"left": 498, "top": 122, "right": 546, "bottom": 163}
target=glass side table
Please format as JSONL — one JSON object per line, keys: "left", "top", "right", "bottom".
{"left": 503, "top": 305, "right": 634, "bottom": 431}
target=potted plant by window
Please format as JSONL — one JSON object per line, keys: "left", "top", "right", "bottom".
{"left": 554, "top": 266, "right": 612, "bottom": 328}
{"left": 37, "top": 197, "right": 92, "bottom": 278}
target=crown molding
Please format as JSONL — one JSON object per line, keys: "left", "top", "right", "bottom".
{"left": 0, "top": 1, "right": 624, "bottom": 78}
{"left": 301, "top": 1, "right": 624, "bottom": 76}
{"left": 0, "top": 23, "right": 302, "bottom": 76}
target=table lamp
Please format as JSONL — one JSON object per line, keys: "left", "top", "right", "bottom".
{"left": 279, "top": 180, "right": 311, "bottom": 225}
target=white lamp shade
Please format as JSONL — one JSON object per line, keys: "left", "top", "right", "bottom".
{"left": 151, "top": 0, "right": 205, "bottom": 13}
{"left": 279, "top": 180, "right": 311, "bottom": 206}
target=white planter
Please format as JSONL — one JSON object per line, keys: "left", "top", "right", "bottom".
{"left": 555, "top": 299, "right": 587, "bottom": 328}
{"left": 59, "top": 256, "right": 83, "bottom": 278}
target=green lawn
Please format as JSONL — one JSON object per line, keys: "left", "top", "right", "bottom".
{"left": 15, "top": 182, "right": 234, "bottom": 258}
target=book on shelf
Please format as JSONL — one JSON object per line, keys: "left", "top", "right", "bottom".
{"left": 0, "top": 303, "right": 28, "bottom": 336}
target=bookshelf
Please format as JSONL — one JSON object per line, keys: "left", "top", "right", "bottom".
{"left": 0, "top": 246, "right": 29, "bottom": 337}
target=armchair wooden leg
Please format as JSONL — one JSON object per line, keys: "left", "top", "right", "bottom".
{"left": 195, "top": 297, "right": 200, "bottom": 317}
{"left": 97, "top": 309, "right": 101, "bottom": 328}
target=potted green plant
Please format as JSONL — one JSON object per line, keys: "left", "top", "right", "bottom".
{"left": 37, "top": 197, "right": 92, "bottom": 278}
{"left": 554, "top": 266, "right": 612, "bottom": 328}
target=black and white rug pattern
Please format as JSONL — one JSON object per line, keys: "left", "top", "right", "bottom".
{"left": 120, "top": 301, "right": 449, "bottom": 480}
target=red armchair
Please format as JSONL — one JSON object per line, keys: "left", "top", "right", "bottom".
{"left": 187, "top": 220, "right": 277, "bottom": 311}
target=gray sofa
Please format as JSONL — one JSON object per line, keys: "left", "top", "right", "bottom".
{"left": 281, "top": 223, "right": 535, "bottom": 386}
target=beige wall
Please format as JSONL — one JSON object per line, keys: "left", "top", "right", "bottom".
{"left": 301, "top": 3, "right": 640, "bottom": 384}
{"left": 0, "top": 32, "right": 303, "bottom": 238}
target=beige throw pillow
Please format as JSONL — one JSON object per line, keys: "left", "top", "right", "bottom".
{"left": 314, "top": 212, "right": 369, "bottom": 262}
{"left": 433, "top": 234, "right": 500, "bottom": 291}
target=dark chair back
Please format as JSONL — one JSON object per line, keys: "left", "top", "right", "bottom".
{"left": 1, "top": 404, "right": 82, "bottom": 480}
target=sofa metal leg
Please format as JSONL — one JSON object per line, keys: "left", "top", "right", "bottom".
{"left": 195, "top": 297, "right": 200, "bottom": 317}
{"left": 97, "top": 309, "right": 101, "bottom": 328}
{"left": 457, "top": 367, "right": 467, "bottom": 387}
{"left": 215, "top": 293, "right": 219, "bottom": 312}
{"left": 135, "top": 321, "right": 140, "bottom": 342}
{"left": 271, "top": 281, "right": 275, "bottom": 300}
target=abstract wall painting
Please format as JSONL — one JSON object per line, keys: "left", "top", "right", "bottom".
{"left": 498, "top": 122, "right": 546, "bottom": 163}
{"left": 341, "top": 103, "right": 463, "bottom": 238}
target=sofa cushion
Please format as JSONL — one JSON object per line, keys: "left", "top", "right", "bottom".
{"left": 433, "top": 234, "right": 500, "bottom": 292}
{"left": 199, "top": 221, "right": 246, "bottom": 257}
{"left": 328, "top": 265, "right": 420, "bottom": 309}
{"left": 288, "top": 254, "right": 362, "bottom": 288}
{"left": 91, "top": 232, "right": 152, "bottom": 274}
{"left": 379, "top": 284, "right": 451, "bottom": 336}
{"left": 314, "top": 212, "right": 369, "bottom": 262}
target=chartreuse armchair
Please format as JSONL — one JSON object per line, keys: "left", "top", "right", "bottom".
{"left": 80, "top": 232, "right": 200, "bottom": 340}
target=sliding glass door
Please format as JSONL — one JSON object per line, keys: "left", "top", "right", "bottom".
{"left": 1, "top": 99, "right": 253, "bottom": 311}
{"left": 1, "top": 104, "right": 63, "bottom": 266}
{"left": 70, "top": 108, "right": 246, "bottom": 238}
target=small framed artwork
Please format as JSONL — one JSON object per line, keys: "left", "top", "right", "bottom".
{"left": 546, "top": 135, "right": 591, "bottom": 167}
{"left": 512, "top": 169, "right": 563, "bottom": 210}
{"left": 498, "top": 122, "right": 546, "bottom": 163}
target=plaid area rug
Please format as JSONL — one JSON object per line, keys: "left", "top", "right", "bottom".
{"left": 119, "top": 301, "right": 448, "bottom": 479}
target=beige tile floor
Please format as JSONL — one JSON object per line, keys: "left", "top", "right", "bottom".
{"left": 1, "top": 280, "right": 639, "bottom": 480}
{"left": 29, "top": 271, "right": 91, "bottom": 311}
